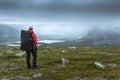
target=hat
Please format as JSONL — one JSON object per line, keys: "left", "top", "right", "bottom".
{"left": 29, "top": 26, "right": 33, "bottom": 30}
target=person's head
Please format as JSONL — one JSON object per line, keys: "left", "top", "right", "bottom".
{"left": 29, "top": 26, "right": 33, "bottom": 30}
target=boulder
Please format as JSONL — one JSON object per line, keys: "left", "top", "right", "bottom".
{"left": 32, "top": 73, "right": 43, "bottom": 78}
{"left": 94, "top": 62, "right": 105, "bottom": 69}
{"left": 61, "top": 58, "right": 70, "bottom": 65}
{"left": 15, "top": 51, "right": 25, "bottom": 57}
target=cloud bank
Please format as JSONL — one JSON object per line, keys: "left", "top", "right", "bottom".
{"left": 0, "top": 0, "right": 120, "bottom": 24}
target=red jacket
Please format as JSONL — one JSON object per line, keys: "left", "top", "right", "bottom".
{"left": 28, "top": 29, "right": 38, "bottom": 48}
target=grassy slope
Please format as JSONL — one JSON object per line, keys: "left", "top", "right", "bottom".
{"left": 0, "top": 47, "right": 120, "bottom": 80}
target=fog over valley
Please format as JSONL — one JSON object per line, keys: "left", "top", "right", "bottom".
{"left": 1, "top": 23, "right": 120, "bottom": 47}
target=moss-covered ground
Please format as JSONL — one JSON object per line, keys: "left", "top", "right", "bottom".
{"left": 0, "top": 47, "right": 120, "bottom": 80}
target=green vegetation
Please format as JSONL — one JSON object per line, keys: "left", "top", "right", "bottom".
{"left": 0, "top": 47, "right": 120, "bottom": 80}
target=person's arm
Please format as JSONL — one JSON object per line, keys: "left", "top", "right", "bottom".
{"left": 32, "top": 33, "right": 38, "bottom": 48}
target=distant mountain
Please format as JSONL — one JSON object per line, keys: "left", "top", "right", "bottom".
{"left": 45, "top": 27, "right": 120, "bottom": 47}
{"left": 0, "top": 24, "right": 19, "bottom": 42}
{"left": 80, "top": 27, "right": 120, "bottom": 46}
{"left": 46, "top": 27, "right": 120, "bottom": 47}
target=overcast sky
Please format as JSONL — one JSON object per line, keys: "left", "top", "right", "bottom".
{"left": 0, "top": 0, "right": 120, "bottom": 24}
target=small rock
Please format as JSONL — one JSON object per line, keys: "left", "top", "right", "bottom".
{"left": 94, "top": 62, "right": 105, "bottom": 69}
{"left": 5, "top": 50, "right": 13, "bottom": 54}
{"left": 61, "top": 50, "right": 66, "bottom": 53}
{"left": 15, "top": 51, "right": 25, "bottom": 57}
{"left": 61, "top": 58, "right": 70, "bottom": 64}
{"left": 32, "top": 73, "right": 43, "bottom": 78}
{"left": 51, "top": 70, "right": 57, "bottom": 74}
{"left": 0, "top": 53, "right": 2, "bottom": 56}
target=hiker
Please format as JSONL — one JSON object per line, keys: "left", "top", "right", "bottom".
{"left": 26, "top": 26, "right": 38, "bottom": 69}
{"left": 21, "top": 26, "right": 38, "bottom": 69}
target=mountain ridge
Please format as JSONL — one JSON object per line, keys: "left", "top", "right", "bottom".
{"left": 0, "top": 24, "right": 19, "bottom": 42}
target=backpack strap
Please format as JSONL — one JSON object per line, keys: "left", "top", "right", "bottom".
{"left": 29, "top": 32, "right": 34, "bottom": 42}
{"left": 30, "top": 32, "right": 33, "bottom": 35}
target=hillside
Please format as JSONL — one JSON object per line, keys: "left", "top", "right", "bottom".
{"left": 0, "top": 24, "right": 19, "bottom": 42}
{"left": 0, "top": 47, "right": 120, "bottom": 80}
{"left": 80, "top": 27, "right": 120, "bottom": 46}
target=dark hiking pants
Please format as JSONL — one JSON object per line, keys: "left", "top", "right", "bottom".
{"left": 26, "top": 47, "right": 37, "bottom": 68}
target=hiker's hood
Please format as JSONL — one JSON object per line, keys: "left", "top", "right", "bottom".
{"left": 28, "top": 29, "right": 34, "bottom": 33}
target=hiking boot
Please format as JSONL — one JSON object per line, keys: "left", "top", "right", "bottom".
{"left": 28, "top": 66, "right": 31, "bottom": 69}
{"left": 32, "top": 67, "right": 37, "bottom": 69}
{"left": 27, "top": 65, "right": 31, "bottom": 69}
{"left": 32, "top": 65, "right": 37, "bottom": 69}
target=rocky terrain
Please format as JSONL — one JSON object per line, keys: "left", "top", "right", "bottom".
{"left": 0, "top": 47, "right": 120, "bottom": 80}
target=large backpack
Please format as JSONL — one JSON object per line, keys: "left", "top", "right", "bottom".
{"left": 20, "top": 30, "right": 34, "bottom": 51}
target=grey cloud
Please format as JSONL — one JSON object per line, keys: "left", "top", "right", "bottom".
{"left": 0, "top": 0, "right": 22, "bottom": 10}
{"left": 0, "top": 0, "right": 120, "bottom": 23}
{"left": 0, "top": 0, "right": 120, "bottom": 13}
